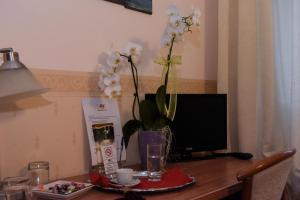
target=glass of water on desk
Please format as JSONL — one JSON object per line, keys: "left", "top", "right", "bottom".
{"left": 147, "top": 144, "right": 164, "bottom": 181}
{"left": 27, "top": 161, "right": 49, "bottom": 186}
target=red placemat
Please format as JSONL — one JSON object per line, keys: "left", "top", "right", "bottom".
{"left": 89, "top": 171, "right": 110, "bottom": 187}
{"left": 89, "top": 167, "right": 193, "bottom": 189}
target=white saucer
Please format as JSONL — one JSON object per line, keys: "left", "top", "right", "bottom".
{"left": 109, "top": 178, "right": 141, "bottom": 188}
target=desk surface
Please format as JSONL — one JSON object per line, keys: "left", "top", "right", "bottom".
{"left": 67, "top": 157, "right": 255, "bottom": 200}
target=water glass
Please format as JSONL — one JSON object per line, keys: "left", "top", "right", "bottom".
{"left": 147, "top": 144, "right": 163, "bottom": 181}
{"left": 1, "top": 176, "right": 33, "bottom": 200}
{"left": 27, "top": 161, "right": 49, "bottom": 186}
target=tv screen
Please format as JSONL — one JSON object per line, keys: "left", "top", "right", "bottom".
{"left": 145, "top": 94, "right": 227, "bottom": 156}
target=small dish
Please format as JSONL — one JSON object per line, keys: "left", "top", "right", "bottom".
{"left": 32, "top": 180, "right": 93, "bottom": 199}
{"left": 109, "top": 178, "right": 141, "bottom": 188}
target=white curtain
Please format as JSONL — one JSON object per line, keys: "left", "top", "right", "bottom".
{"left": 272, "top": 0, "right": 300, "bottom": 198}
{"left": 218, "top": 0, "right": 300, "bottom": 198}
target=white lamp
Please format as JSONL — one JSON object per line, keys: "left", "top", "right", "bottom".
{"left": 0, "top": 48, "right": 48, "bottom": 103}
{"left": 0, "top": 48, "right": 48, "bottom": 197}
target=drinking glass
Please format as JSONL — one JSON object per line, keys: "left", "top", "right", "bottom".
{"left": 27, "top": 161, "right": 49, "bottom": 186}
{"left": 2, "top": 176, "right": 33, "bottom": 200}
{"left": 147, "top": 144, "right": 164, "bottom": 181}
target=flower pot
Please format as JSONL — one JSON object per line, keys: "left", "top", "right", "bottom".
{"left": 138, "top": 129, "right": 166, "bottom": 170}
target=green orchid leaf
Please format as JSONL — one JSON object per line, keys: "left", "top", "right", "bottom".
{"left": 152, "top": 115, "right": 171, "bottom": 130}
{"left": 156, "top": 85, "right": 167, "bottom": 115}
{"left": 139, "top": 100, "right": 160, "bottom": 130}
{"left": 122, "top": 119, "right": 142, "bottom": 148}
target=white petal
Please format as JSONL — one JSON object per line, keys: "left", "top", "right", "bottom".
{"left": 123, "top": 42, "right": 143, "bottom": 57}
{"left": 104, "top": 86, "right": 111, "bottom": 97}
{"left": 98, "top": 79, "right": 105, "bottom": 91}
{"left": 192, "top": 8, "right": 202, "bottom": 18}
{"left": 100, "top": 65, "right": 114, "bottom": 76}
{"left": 103, "top": 77, "right": 111, "bottom": 86}
{"left": 160, "top": 34, "right": 172, "bottom": 47}
{"left": 112, "top": 84, "right": 122, "bottom": 97}
{"left": 107, "top": 51, "right": 123, "bottom": 68}
{"left": 166, "top": 4, "right": 179, "bottom": 16}
{"left": 113, "top": 84, "right": 122, "bottom": 92}
{"left": 176, "top": 22, "right": 186, "bottom": 36}
{"left": 167, "top": 26, "right": 180, "bottom": 39}
{"left": 192, "top": 8, "right": 201, "bottom": 26}
{"left": 104, "top": 84, "right": 122, "bottom": 98}
{"left": 192, "top": 15, "right": 201, "bottom": 26}
{"left": 112, "top": 73, "right": 121, "bottom": 83}
{"left": 169, "top": 14, "right": 182, "bottom": 28}
{"left": 103, "top": 73, "right": 120, "bottom": 86}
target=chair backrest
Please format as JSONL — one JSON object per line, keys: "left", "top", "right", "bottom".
{"left": 237, "top": 149, "right": 296, "bottom": 200}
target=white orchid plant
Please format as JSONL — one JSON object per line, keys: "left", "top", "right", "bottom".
{"left": 121, "top": 5, "right": 201, "bottom": 148}
{"left": 98, "top": 5, "right": 201, "bottom": 149}
{"left": 98, "top": 42, "right": 143, "bottom": 150}
{"left": 153, "top": 5, "right": 201, "bottom": 122}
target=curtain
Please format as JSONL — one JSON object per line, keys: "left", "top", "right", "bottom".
{"left": 272, "top": 0, "right": 300, "bottom": 198}
{"left": 218, "top": 0, "right": 300, "bottom": 198}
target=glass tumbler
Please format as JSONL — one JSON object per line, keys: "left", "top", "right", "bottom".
{"left": 147, "top": 144, "right": 164, "bottom": 181}
{"left": 27, "top": 161, "right": 49, "bottom": 186}
{"left": 2, "top": 176, "right": 33, "bottom": 200}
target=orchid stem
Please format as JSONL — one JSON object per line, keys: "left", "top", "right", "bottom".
{"left": 164, "top": 36, "right": 176, "bottom": 90}
{"left": 120, "top": 54, "right": 140, "bottom": 120}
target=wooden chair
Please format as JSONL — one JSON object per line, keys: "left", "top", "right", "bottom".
{"left": 236, "top": 149, "right": 296, "bottom": 200}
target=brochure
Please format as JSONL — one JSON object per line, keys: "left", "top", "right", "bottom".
{"left": 82, "top": 97, "right": 125, "bottom": 166}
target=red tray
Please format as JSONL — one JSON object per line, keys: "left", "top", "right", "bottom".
{"left": 94, "top": 176, "right": 196, "bottom": 193}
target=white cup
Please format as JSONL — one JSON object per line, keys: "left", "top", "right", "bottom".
{"left": 116, "top": 168, "right": 133, "bottom": 185}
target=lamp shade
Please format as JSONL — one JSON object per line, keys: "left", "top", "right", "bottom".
{"left": 0, "top": 48, "right": 48, "bottom": 103}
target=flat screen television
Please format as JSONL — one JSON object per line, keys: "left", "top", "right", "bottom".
{"left": 145, "top": 93, "right": 227, "bottom": 160}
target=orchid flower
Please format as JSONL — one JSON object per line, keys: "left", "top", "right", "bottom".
{"left": 160, "top": 34, "right": 173, "bottom": 47}
{"left": 123, "top": 42, "right": 142, "bottom": 57}
{"left": 123, "top": 42, "right": 143, "bottom": 65}
{"left": 166, "top": 4, "right": 180, "bottom": 16}
{"left": 103, "top": 73, "right": 120, "bottom": 86}
{"left": 104, "top": 83, "right": 122, "bottom": 98}
{"left": 107, "top": 51, "right": 124, "bottom": 70}
{"left": 192, "top": 8, "right": 201, "bottom": 26}
{"left": 98, "top": 42, "right": 142, "bottom": 107}
{"left": 169, "top": 14, "right": 182, "bottom": 28}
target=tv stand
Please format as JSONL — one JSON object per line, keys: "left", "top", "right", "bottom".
{"left": 168, "top": 151, "right": 253, "bottom": 162}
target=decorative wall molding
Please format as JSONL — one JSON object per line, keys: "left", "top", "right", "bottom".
{"left": 32, "top": 69, "right": 217, "bottom": 94}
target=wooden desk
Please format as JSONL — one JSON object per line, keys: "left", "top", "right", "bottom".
{"left": 67, "top": 157, "right": 255, "bottom": 200}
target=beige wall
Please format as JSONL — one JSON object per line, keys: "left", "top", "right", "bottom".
{"left": 0, "top": 0, "right": 217, "bottom": 80}
{"left": 0, "top": 0, "right": 218, "bottom": 180}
